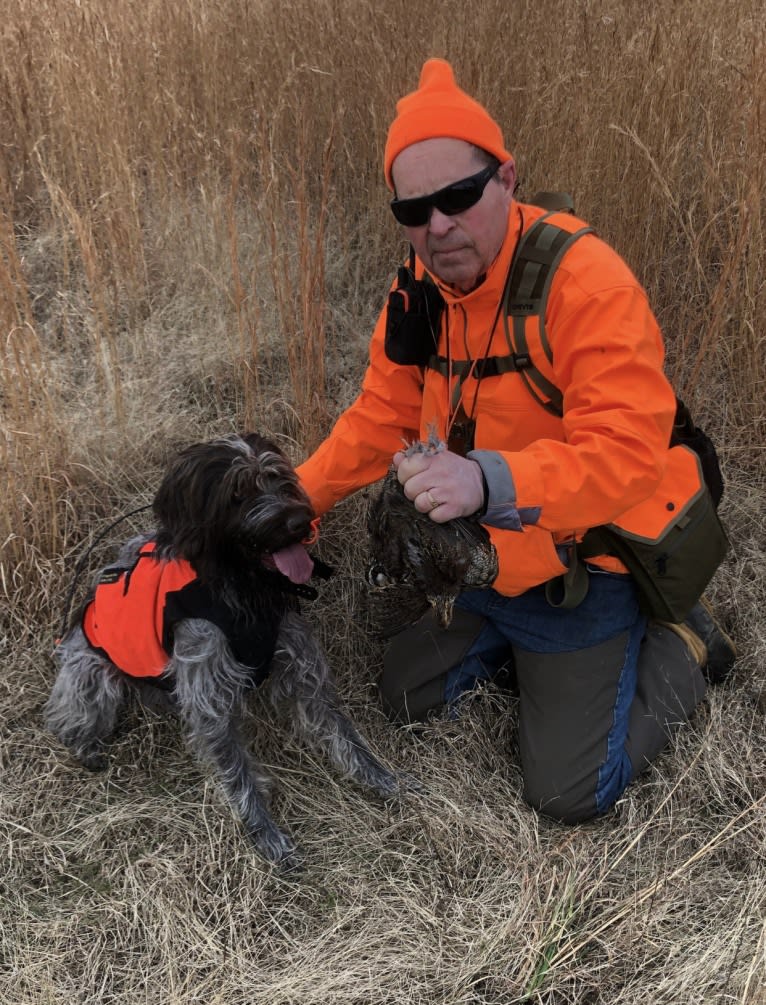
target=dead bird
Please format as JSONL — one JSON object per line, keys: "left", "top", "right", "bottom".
{"left": 366, "top": 436, "right": 498, "bottom": 631}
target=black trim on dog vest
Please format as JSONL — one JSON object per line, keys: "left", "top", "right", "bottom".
{"left": 162, "top": 579, "right": 280, "bottom": 685}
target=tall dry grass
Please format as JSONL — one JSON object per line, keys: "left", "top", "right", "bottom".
{"left": 1, "top": 0, "right": 764, "bottom": 1002}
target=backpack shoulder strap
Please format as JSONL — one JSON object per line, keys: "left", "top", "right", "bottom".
{"left": 503, "top": 213, "right": 594, "bottom": 416}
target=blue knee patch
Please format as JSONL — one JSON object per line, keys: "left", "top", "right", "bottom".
{"left": 594, "top": 616, "right": 646, "bottom": 813}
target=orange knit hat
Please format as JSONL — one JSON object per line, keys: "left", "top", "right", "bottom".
{"left": 383, "top": 58, "right": 513, "bottom": 190}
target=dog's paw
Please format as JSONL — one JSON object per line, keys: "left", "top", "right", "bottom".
{"left": 78, "top": 748, "right": 108, "bottom": 772}
{"left": 382, "top": 770, "right": 427, "bottom": 798}
{"left": 397, "top": 770, "right": 427, "bottom": 796}
{"left": 247, "top": 822, "right": 300, "bottom": 869}
{"left": 275, "top": 849, "right": 305, "bottom": 875}
{"left": 367, "top": 768, "right": 425, "bottom": 800}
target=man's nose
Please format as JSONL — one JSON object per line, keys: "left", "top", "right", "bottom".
{"left": 427, "top": 207, "right": 455, "bottom": 235}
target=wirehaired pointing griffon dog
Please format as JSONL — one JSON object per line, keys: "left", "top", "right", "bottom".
{"left": 46, "top": 432, "right": 404, "bottom": 867}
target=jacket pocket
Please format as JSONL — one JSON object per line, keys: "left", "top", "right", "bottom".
{"left": 488, "top": 523, "right": 568, "bottom": 596}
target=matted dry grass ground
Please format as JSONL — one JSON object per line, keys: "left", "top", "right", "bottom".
{"left": 1, "top": 1, "right": 764, "bottom": 1001}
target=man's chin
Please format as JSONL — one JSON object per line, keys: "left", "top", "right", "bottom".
{"left": 434, "top": 265, "right": 480, "bottom": 292}
{"left": 429, "top": 252, "right": 473, "bottom": 285}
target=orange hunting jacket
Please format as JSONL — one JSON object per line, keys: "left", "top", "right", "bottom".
{"left": 297, "top": 202, "right": 702, "bottom": 597}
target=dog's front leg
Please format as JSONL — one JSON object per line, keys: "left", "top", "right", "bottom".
{"left": 171, "top": 619, "right": 299, "bottom": 866}
{"left": 269, "top": 611, "right": 402, "bottom": 799}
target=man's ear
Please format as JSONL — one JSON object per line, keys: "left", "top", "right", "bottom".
{"left": 497, "top": 158, "right": 517, "bottom": 196}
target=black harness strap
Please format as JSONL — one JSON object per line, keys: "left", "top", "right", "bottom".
{"left": 502, "top": 216, "right": 594, "bottom": 417}
{"left": 425, "top": 353, "right": 531, "bottom": 379}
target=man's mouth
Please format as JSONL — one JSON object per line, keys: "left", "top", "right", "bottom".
{"left": 432, "top": 244, "right": 466, "bottom": 257}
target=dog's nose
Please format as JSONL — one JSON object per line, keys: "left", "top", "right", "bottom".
{"left": 286, "top": 512, "right": 311, "bottom": 538}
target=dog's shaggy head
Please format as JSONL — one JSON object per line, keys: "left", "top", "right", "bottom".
{"left": 153, "top": 432, "right": 314, "bottom": 586}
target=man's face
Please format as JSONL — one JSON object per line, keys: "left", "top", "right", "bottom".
{"left": 390, "top": 137, "right": 515, "bottom": 293}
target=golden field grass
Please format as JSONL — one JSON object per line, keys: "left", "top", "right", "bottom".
{"left": 1, "top": 1, "right": 764, "bottom": 1001}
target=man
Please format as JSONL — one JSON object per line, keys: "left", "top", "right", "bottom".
{"left": 296, "top": 58, "right": 734, "bottom": 823}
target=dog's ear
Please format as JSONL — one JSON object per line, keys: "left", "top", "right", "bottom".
{"left": 152, "top": 441, "right": 216, "bottom": 540}
{"left": 153, "top": 453, "right": 181, "bottom": 527}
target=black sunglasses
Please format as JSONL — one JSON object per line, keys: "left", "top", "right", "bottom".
{"left": 390, "top": 163, "right": 498, "bottom": 227}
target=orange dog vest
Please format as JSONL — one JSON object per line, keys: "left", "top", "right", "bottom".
{"left": 82, "top": 543, "right": 279, "bottom": 683}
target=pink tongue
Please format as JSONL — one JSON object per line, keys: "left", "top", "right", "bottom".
{"left": 271, "top": 542, "right": 314, "bottom": 584}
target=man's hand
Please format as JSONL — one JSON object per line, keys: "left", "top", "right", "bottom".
{"left": 393, "top": 448, "right": 485, "bottom": 522}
